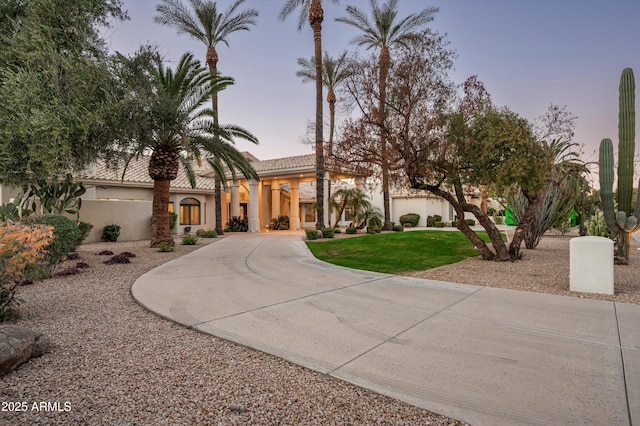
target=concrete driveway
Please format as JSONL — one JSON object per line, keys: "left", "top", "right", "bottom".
{"left": 132, "top": 232, "right": 639, "bottom": 425}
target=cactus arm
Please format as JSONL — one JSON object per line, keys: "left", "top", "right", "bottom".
{"left": 599, "top": 138, "right": 620, "bottom": 233}
{"left": 618, "top": 68, "right": 635, "bottom": 213}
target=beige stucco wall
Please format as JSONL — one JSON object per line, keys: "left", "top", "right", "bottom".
{"left": 79, "top": 199, "right": 153, "bottom": 243}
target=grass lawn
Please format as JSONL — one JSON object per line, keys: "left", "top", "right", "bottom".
{"left": 306, "top": 230, "right": 503, "bottom": 274}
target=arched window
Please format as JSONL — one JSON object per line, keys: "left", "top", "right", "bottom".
{"left": 179, "top": 197, "right": 201, "bottom": 225}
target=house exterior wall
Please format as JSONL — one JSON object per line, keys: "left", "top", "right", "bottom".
{"left": 392, "top": 197, "right": 451, "bottom": 226}
{"left": 79, "top": 199, "right": 152, "bottom": 243}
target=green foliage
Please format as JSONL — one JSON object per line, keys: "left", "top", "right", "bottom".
{"left": 21, "top": 174, "right": 86, "bottom": 218}
{"left": 0, "top": 193, "right": 28, "bottom": 221}
{"left": 101, "top": 224, "right": 121, "bottom": 242}
{"left": 306, "top": 230, "right": 503, "bottom": 274}
{"left": 305, "top": 229, "right": 319, "bottom": 240}
{"left": 201, "top": 229, "right": 218, "bottom": 238}
{"left": 346, "top": 227, "right": 357, "bottom": 234}
{"left": 464, "top": 219, "right": 476, "bottom": 226}
{"left": 23, "top": 214, "right": 80, "bottom": 268}
{"left": 270, "top": 215, "right": 290, "bottom": 230}
{"left": 493, "top": 215, "right": 504, "bottom": 225}
{"left": 399, "top": 213, "right": 420, "bottom": 227}
{"left": 367, "top": 226, "right": 377, "bottom": 234}
{"left": 586, "top": 211, "right": 616, "bottom": 240}
{"left": 76, "top": 221, "right": 93, "bottom": 246}
{"left": 334, "top": 228, "right": 342, "bottom": 234}
{"left": 224, "top": 216, "right": 248, "bottom": 232}
{"left": 157, "top": 242, "right": 176, "bottom": 252}
{"left": 435, "top": 221, "right": 445, "bottom": 228}
{"left": 392, "top": 224, "right": 404, "bottom": 232}
{"left": 321, "top": 227, "right": 335, "bottom": 239}
{"left": 181, "top": 234, "right": 197, "bottom": 245}
{"left": 426, "top": 215, "right": 442, "bottom": 227}
{"left": 169, "top": 212, "right": 178, "bottom": 230}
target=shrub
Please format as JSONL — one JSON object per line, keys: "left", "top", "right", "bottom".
{"left": 334, "top": 228, "right": 342, "bottom": 234}
{"left": 224, "top": 216, "right": 248, "bottom": 232}
{"left": 402, "top": 222, "right": 412, "bottom": 228}
{"left": 169, "top": 212, "right": 178, "bottom": 230}
{"left": 75, "top": 261, "right": 89, "bottom": 269}
{"left": 76, "top": 221, "right": 93, "bottom": 246}
{"left": 55, "top": 267, "right": 79, "bottom": 276}
{"left": 96, "top": 250, "right": 113, "bottom": 256}
{"left": 392, "top": 224, "right": 404, "bottom": 232}
{"left": 66, "top": 252, "right": 80, "bottom": 261}
{"left": 270, "top": 215, "right": 290, "bottom": 230}
{"left": 182, "top": 234, "right": 197, "bottom": 245}
{"left": 435, "top": 221, "right": 445, "bottom": 228}
{"left": 201, "top": 229, "right": 218, "bottom": 238}
{"left": 426, "top": 216, "right": 435, "bottom": 227}
{"left": 119, "top": 251, "right": 136, "bottom": 258}
{"left": 368, "top": 215, "right": 383, "bottom": 230}
{"left": 321, "top": 227, "right": 335, "bottom": 239}
{"left": 346, "top": 227, "right": 357, "bottom": 234}
{"left": 444, "top": 222, "right": 452, "bottom": 227}
{"left": 493, "top": 215, "right": 504, "bottom": 225}
{"left": 305, "top": 229, "right": 318, "bottom": 240}
{"left": 23, "top": 214, "right": 81, "bottom": 267}
{"left": 399, "top": 213, "right": 420, "bottom": 227}
{"left": 103, "top": 254, "right": 131, "bottom": 265}
{"left": 464, "top": 219, "right": 476, "bottom": 226}
{"left": 157, "top": 242, "right": 175, "bottom": 252}
{"left": 102, "top": 224, "right": 121, "bottom": 242}
{"left": 367, "top": 226, "right": 377, "bottom": 234}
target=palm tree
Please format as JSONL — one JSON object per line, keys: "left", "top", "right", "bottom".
{"left": 337, "top": 0, "right": 437, "bottom": 230}
{"left": 329, "top": 187, "right": 371, "bottom": 228}
{"left": 280, "top": 0, "right": 339, "bottom": 230}
{"left": 297, "top": 50, "right": 351, "bottom": 156}
{"left": 119, "top": 52, "right": 258, "bottom": 247}
{"left": 155, "top": 0, "right": 259, "bottom": 235}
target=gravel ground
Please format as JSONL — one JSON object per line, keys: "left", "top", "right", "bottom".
{"left": 407, "top": 231, "right": 640, "bottom": 305}
{"left": 2, "top": 237, "right": 464, "bottom": 426}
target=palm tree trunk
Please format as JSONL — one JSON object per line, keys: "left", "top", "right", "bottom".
{"left": 379, "top": 47, "right": 391, "bottom": 231}
{"left": 207, "top": 46, "right": 225, "bottom": 235}
{"left": 150, "top": 179, "right": 173, "bottom": 247}
{"left": 328, "top": 89, "right": 336, "bottom": 157}
{"left": 310, "top": 0, "right": 325, "bottom": 230}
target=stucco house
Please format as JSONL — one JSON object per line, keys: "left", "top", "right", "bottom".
{"left": 1, "top": 152, "right": 473, "bottom": 242}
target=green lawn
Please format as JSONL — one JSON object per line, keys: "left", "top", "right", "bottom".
{"left": 306, "top": 230, "right": 502, "bottom": 274}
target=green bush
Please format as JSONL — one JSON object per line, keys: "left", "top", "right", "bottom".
{"left": 368, "top": 215, "right": 382, "bottom": 230}
{"left": 305, "top": 229, "right": 318, "bottom": 240}
{"left": 76, "top": 221, "right": 93, "bottom": 246}
{"left": 321, "top": 227, "right": 335, "bottom": 239}
{"left": 464, "top": 218, "right": 476, "bottom": 226}
{"left": 426, "top": 216, "right": 435, "bottom": 227}
{"left": 270, "top": 215, "right": 290, "bottom": 230}
{"left": 23, "top": 214, "right": 81, "bottom": 267}
{"left": 493, "top": 215, "right": 504, "bottom": 225}
{"left": 169, "top": 212, "right": 178, "bottom": 230}
{"left": 435, "top": 221, "right": 445, "bottom": 228}
{"left": 102, "top": 224, "right": 121, "bottom": 242}
{"left": 402, "top": 222, "right": 412, "bottom": 228}
{"left": 157, "top": 241, "right": 175, "bottom": 252}
{"left": 346, "top": 227, "right": 357, "bottom": 234}
{"left": 367, "top": 226, "right": 378, "bottom": 234}
{"left": 201, "top": 229, "right": 218, "bottom": 238}
{"left": 224, "top": 216, "right": 248, "bottom": 232}
{"left": 392, "top": 224, "right": 404, "bottom": 232}
{"left": 182, "top": 234, "right": 197, "bottom": 245}
{"left": 334, "top": 228, "right": 342, "bottom": 234}
{"left": 399, "top": 213, "right": 420, "bottom": 227}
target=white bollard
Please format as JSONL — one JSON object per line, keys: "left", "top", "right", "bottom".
{"left": 570, "top": 236, "right": 614, "bottom": 295}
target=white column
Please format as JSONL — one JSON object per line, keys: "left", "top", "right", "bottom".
{"left": 230, "top": 180, "right": 240, "bottom": 218}
{"left": 290, "top": 179, "right": 300, "bottom": 230}
{"left": 271, "top": 182, "right": 280, "bottom": 219}
{"left": 249, "top": 178, "right": 260, "bottom": 232}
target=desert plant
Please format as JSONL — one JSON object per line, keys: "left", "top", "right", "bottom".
{"left": 321, "top": 227, "right": 335, "bottom": 239}
{"left": 367, "top": 226, "right": 377, "bottom": 234}
{"left": 157, "top": 242, "right": 176, "bottom": 252}
{"left": 270, "top": 215, "right": 290, "bottom": 230}
{"left": 346, "top": 227, "right": 357, "bottom": 234}
{"left": 0, "top": 193, "right": 29, "bottom": 221}
{"left": 21, "top": 173, "right": 86, "bottom": 219}
{"left": 75, "top": 261, "right": 89, "bottom": 269}
{"left": 76, "top": 221, "right": 93, "bottom": 246}
{"left": 399, "top": 213, "right": 420, "bottom": 227}
{"left": 23, "top": 214, "right": 81, "bottom": 271}
{"left": 55, "top": 266, "right": 80, "bottom": 277}
{"left": 182, "top": 234, "right": 197, "bottom": 245}
{"left": 102, "top": 224, "right": 121, "bottom": 242}
{"left": 586, "top": 211, "right": 617, "bottom": 240}
{"left": 224, "top": 216, "right": 248, "bottom": 232}
{"left": 169, "top": 212, "right": 178, "bottom": 230}
{"left": 119, "top": 252, "right": 136, "bottom": 258}
{"left": 599, "top": 68, "right": 640, "bottom": 264}
{"left": 201, "top": 229, "right": 218, "bottom": 238}
{"left": 305, "top": 229, "right": 319, "bottom": 240}
{"left": 96, "top": 250, "right": 113, "bottom": 256}
{"left": 103, "top": 254, "right": 131, "bottom": 265}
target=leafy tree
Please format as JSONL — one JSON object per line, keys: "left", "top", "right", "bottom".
{"left": 155, "top": 0, "right": 259, "bottom": 235}
{"left": 336, "top": 0, "right": 438, "bottom": 231}
{"left": 280, "top": 0, "right": 339, "bottom": 230}
{"left": 0, "top": 0, "right": 127, "bottom": 185}
{"left": 115, "top": 51, "right": 259, "bottom": 247}
{"left": 329, "top": 187, "right": 371, "bottom": 228}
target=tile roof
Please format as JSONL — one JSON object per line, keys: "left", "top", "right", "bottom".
{"left": 76, "top": 156, "right": 217, "bottom": 191}
{"left": 245, "top": 154, "right": 316, "bottom": 175}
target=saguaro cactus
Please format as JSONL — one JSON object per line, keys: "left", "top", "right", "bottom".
{"left": 598, "top": 68, "right": 640, "bottom": 264}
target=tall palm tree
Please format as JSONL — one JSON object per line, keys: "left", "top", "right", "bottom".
{"left": 329, "top": 187, "right": 371, "bottom": 228}
{"left": 155, "top": 0, "right": 259, "bottom": 235}
{"left": 337, "top": 0, "right": 437, "bottom": 230}
{"left": 297, "top": 50, "right": 351, "bottom": 156}
{"left": 119, "top": 52, "right": 258, "bottom": 247}
{"left": 280, "top": 0, "right": 339, "bottom": 230}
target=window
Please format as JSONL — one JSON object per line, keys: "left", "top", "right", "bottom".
{"left": 304, "top": 204, "right": 315, "bottom": 222}
{"left": 179, "top": 197, "right": 201, "bottom": 225}
{"left": 344, "top": 207, "right": 353, "bottom": 222}
{"left": 168, "top": 202, "right": 174, "bottom": 213}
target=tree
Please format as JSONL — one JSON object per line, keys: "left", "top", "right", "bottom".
{"left": 115, "top": 51, "right": 259, "bottom": 247}
{"left": 329, "top": 187, "right": 371, "bottom": 228}
{"left": 281, "top": 0, "right": 339, "bottom": 230}
{"left": 155, "top": 0, "right": 259, "bottom": 235}
{"left": 336, "top": 0, "right": 437, "bottom": 230}
{"left": 0, "top": 0, "right": 127, "bottom": 185}
{"left": 297, "top": 51, "right": 351, "bottom": 156}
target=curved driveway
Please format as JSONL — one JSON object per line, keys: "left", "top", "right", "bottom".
{"left": 132, "top": 232, "right": 639, "bottom": 426}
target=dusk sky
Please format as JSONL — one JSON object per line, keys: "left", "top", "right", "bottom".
{"left": 103, "top": 0, "right": 640, "bottom": 164}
